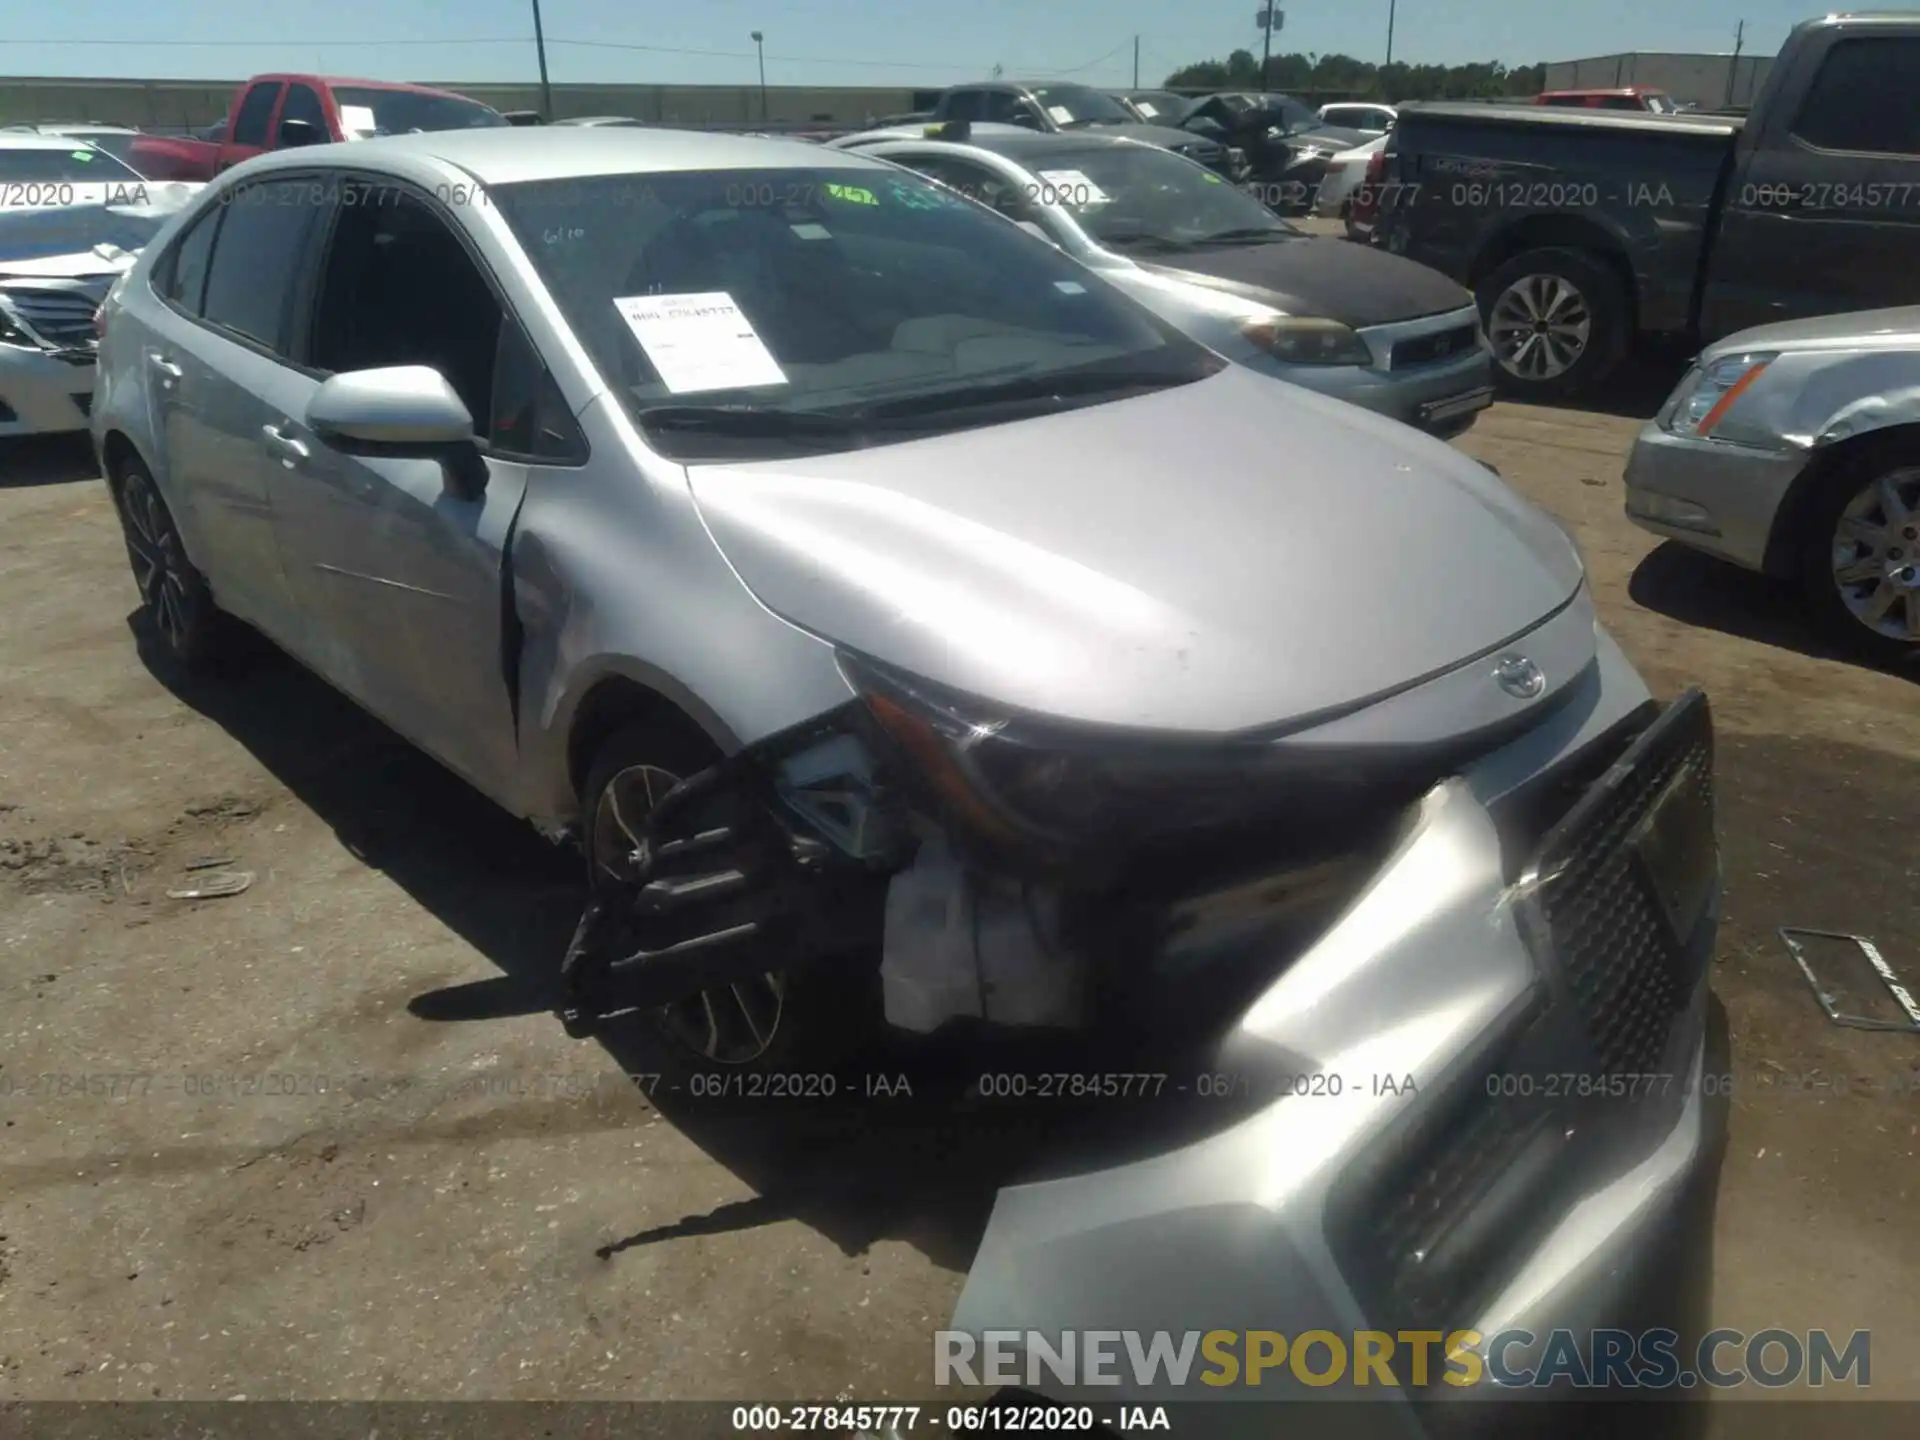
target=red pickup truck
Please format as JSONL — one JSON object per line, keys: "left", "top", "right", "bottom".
{"left": 128, "top": 74, "right": 506, "bottom": 181}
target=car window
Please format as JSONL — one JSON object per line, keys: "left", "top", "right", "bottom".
{"left": 1791, "top": 38, "right": 1920, "bottom": 155}
{"left": 306, "top": 183, "right": 551, "bottom": 450}
{"left": 230, "top": 83, "right": 283, "bottom": 147}
{"left": 1029, "top": 85, "right": 1136, "bottom": 128}
{"left": 0, "top": 144, "right": 138, "bottom": 185}
{"left": 1005, "top": 142, "right": 1296, "bottom": 251}
{"left": 899, "top": 154, "right": 1033, "bottom": 217}
{"left": 489, "top": 164, "right": 1221, "bottom": 458}
{"left": 942, "top": 91, "right": 984, "bottom": 123}
{"left": 490, "top": 315, "right": 588, "bottom": 462}
{"left": 200, "top": 178, "right": 327, "bottom": 351}
{"left": 330, "top": 87, "right": 506, "bottom": 139}
{"left": 158, "top": 206, "right": 220, "bottom": 313}
{"left": 281, "top": 83, "right": 327, "bottom": 134}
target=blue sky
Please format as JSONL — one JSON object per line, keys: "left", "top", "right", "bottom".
{"left": 15, "top": 0, "right": 1818, "bottom": 87}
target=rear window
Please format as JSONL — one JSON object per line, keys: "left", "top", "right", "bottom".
{"left": 332, "top": 87, "right": 506, "bottom": 139}
{"left": 1791, "top": 37, "right": 1920, "bottom": 156}
{"left": 0, "top": 144, "right": 139, "bottom": 186}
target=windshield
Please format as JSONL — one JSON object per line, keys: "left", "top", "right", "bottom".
{"left": 1259, "top": 95, "right": 1321, "bottom": 132}
{"left": 0, "top": 144, "right": 143, "bottom": 186}
{"left": 56, "top": 131, "right": 140, "bottom": 165}
{"left": 1029, "top": 85, "right": 1137, "bottom": 129}
{"left": 332, "top": 87, "right": 506, "bottom": 139}
{"left": 1023, "top": 144, "right": 1296, "bottom": 252}
{"left": 490, "top": 165, "right": 1219, "bottom": 458}
{"left": 0, "top": 204, "right": 165, "bottom": 262}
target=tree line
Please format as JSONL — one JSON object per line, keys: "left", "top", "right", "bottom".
{"left": 1164, "top": 49, "right": 1548, "bottom": 101}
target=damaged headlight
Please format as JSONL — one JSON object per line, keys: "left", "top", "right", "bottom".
{"left": 837, "top": 651, "right": 1418, "bottom": 866}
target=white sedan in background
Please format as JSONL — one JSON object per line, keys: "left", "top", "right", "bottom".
{"left": 1312, "top": 133, "right": 1389, "bottom": 228}
{"left": 2, "top": 133, "right": 201, "bottom": 438}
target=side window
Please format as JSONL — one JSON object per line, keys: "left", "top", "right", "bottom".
{"left": 308, "top": 184, "right": 506, "bottom": 432}
{"left": 490, "top": 318, "right": 587, "bottom": 463}
{"left": 200, "top": 179, "right": 327, "bottom": 351}
{"left": 280, "top": 83, "right": 327, "bottom": 134}
{"left": 158, "top": 205, "right": 221, "bottom": 314}
{"left": 908, "top": 156, "right": 1031, "bottom": 218}
{"left": 943, "top": 90, "right": 983, "bottom": 123}
{"left": 1791, "top": 39, "right": 1920, "bottom": 156}
{"left": 230, "top": 83, "right": 283, "bottom": 147}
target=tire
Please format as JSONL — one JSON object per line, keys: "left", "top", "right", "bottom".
{"left": 1798, "top": 443, "right": 1920, "bottom": 666}
{"left": 579, "top": 724, "right": 879, "bottom": 1074}
{"left": 1477, "top": 247, "right": 1629, "bottom": 400}
{"left": 111, "top": 454, "right": 228, "bottom": 668}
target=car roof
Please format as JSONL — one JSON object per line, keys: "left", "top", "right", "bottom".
{"left": 245, "top": 73, "right": 484, "bottom": 101}
{"left": 1, "top": 132, "right": 110, "bottom": 151}
{"left": 237, "top": 125, "right": 887, "bottom": 185}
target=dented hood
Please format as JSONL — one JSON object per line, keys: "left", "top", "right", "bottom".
{"left": 685, "top": 364, "right": 1584, "bottom": 734}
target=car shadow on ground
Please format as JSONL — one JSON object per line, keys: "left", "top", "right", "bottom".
{"left": 135, "top": 617, "right": 1049, "bottom": 1277}
{"left": 1508, "top": 344, "right": 1695, "bottom": 423}
{"left": 1, "top": 434, "right": 98, "bottom": 488}
{"left": 1629, "top": 541, "right": 1920, "bottom": 683}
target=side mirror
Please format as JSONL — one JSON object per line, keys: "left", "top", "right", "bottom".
{"left": 277, "top": 117, "right": 322, "bottom": 148}
{"left": 307, "top": 365, "right": 489, "bottom": 499}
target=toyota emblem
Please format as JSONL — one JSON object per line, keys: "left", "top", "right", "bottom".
{"left": 1493, "top": 654, "right": 1546, "bottom": 700}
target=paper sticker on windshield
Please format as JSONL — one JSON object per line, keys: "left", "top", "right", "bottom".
{"left": 613, "top": 292, "right": 787, "bottom": 394}
{"left": 1046, "top": 106, "right": 1074, "bottom": 124}
{"left": 823, "top": 181, "right": 878, "bottom": 206}
{"left": 1134, "top": 102, "right": 1159, "bottom": 117}
{"left": 1036, "top": 170, "right": 1108, "bottom": 205}
{"left": 791, "top": 222, "right": 832, "bottom": 240}
{"left": 1054, "top": 281, "right": 1086, "bottom": 294}
{"left": 339, "top": 104, "right": 378, "bottom": 137}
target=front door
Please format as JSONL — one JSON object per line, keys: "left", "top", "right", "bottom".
{"left": 264, "top": 179, "right": 547, "bottom": 802}
{"left": 219, "top": 81, "right": 283, "bottom": 172}
{"left": 1703, "top": 34, "right": 1920, "bottom": 340}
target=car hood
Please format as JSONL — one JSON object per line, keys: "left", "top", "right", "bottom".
{"left": 683, "top": 364, "right": 1583, "bottom": 734}
{"left": 0, "top": 248, "right": 135, "bottom": 280}
{"left": 1134, "top": 235, "right": 1473, "bottom": 329}
{"left": 1703, "top": 304, "right": 1920, "bottom": 356}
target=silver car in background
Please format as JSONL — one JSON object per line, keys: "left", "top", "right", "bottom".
{"left": 93, "top": 127, "right": 1721, "bottom": 1425}
{"left": 1625, "top": 305, "right": 1920, "bottom": 663}
{"left": 833, "top": 123, "right": 1493, "bottom": 435}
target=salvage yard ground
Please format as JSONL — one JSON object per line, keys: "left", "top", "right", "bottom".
{"left": 2, "top": 360, "right": 1918, "bottom": 1408}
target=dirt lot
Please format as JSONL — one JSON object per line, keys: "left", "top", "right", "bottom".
{"left": 2, "top": 371, "right": 1917, "bottom": 1407}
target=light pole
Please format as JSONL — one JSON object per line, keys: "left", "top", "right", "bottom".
{"left": 750, "top": 30, "right": 768, "bottom": 123}
{"left": 530, "top": 0, "right": 553, "bottom": 121}
{"left": 1386, "top": 0, "right": 1397, "bottom": 69}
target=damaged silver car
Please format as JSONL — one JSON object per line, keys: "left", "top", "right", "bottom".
{"left": 94, "top": 128, "right": 1725, "bottom": 1417}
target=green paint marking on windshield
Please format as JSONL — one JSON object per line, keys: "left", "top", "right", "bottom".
{"left": 1202, "top": 172, "right": 1222, "bottom": 183}
{"left": 71, "top": 149, "right": 96, "bottom": 161}
{"left": 824, "top": 182, "right": 879, "bottom": 206}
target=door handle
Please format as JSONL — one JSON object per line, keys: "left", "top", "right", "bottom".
{"left": 261, "top": 423, "right": 310, "bottom": 466}
{"left": 147, "top": 354, "right": 183, "bottom": 380}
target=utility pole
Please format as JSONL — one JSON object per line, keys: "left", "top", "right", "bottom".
{"left": 1133, "top": 35, "right": 1140, "bottom": 88}
{"left": 1260, "top": 7, "right": 1281, "bottom": 86}
{"left": 751, "top": 30, "right": 768, "bottom": 123}
{"left": 1387, "top": 0, "right": 1396, "bottom": 69}
{"left": 530, "top": 0, "right": 553, "bottom": 121}
{"left": 1725, "top": 20, "right": 1745, "bottom": 108}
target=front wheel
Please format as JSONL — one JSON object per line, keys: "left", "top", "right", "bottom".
{"left": 1477, "top": 247, "right": 1628, "bottom": 400}
{"left": 1801, "top": 448, "right": 1920, "bottom": 665}
{"left": 579, "top": 725, "right": 878, "bottom": 1073}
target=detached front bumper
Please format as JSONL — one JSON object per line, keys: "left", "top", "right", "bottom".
{"left": 949, "top": 644, "right": 1727, "bottom": 1436}
{"left": 1623, "top": 421, "right": 1810, "bottom": 575}
{"left": 0, "top": 346, "right": 95, "bottom": 438}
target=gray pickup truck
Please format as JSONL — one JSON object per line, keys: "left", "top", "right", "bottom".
{"left": 1372, "top": 12, "right": 1920, "bottom": 397}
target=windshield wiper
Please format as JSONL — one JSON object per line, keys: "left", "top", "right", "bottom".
{"left": 1187, "top": 226, "right": 1295, "bottom": 246}
{"left": 634, "top": 403, "right": 859, "bottom": 437}
{"left": 1096, "top": 230, "right": 1193, "bottom": 252}
{"left": 850, "top": 367, "right": 1179, "bottom": 422}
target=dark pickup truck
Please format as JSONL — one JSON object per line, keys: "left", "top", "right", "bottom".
{"left": 1372, "top": 11, "right": 1920, "bottom": 397}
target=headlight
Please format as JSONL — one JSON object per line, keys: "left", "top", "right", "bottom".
{"left": 1663, "top": 351, "right": 1775, "bottom": 437}
{"left": 1241, "top": 314, "right": 1373, "bottom": 367}
{"left": 838, "top": 651, "right": 1425, "bottom": 869}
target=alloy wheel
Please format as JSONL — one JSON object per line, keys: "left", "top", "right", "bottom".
{"left": 1488, "top": 273, "right": 1592, "bottom": 381}
{"left": 1830, "top": 468, "right": 1920, "bottom": 645}
{"left": 119, "top": 472, "right": 192, "bottom": 653}
{"left": 591, "top": 761, "right": 784, "bottom": 1065}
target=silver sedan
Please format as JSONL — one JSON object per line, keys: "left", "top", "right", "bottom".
{"left": 833, "top": 123, "right": 1494, "bottom": 435}
{"left": 1625, "top": 305, "right": 1920, "bottom": 661}
{"left": 94, "top": 127, "right": 1719, "bottom": 1423}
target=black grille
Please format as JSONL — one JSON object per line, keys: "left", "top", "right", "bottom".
{"left": 2, "top": 286, "right": 100, "bottom": 348}
{"left": 1519, "top": 689, "right": 1716, "bottom": 1075}
{"left": 1390, "top": 322, "right": 1477, "bottom": 369}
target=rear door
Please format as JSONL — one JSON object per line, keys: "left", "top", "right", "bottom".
{"left": 139, "top": 178, "right": 325, "bottom": 641}
{"left": 220, "top": 81, "right": 284, "bottom": 171}
{"left": 268, "top": 178, "right": 579, "bottom": 800}
{"left": 1703, "top": 34, "right": 1920, "bottom": 338}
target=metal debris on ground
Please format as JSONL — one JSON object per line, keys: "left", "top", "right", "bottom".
{"left": 166, "top": 870, "right": 254, "bottom": 901}
{"left": 1780, "top": 927, "right": 1920, "bottom": 1034}
{"left": 183, "top": 856, "right": 235, "bottom": 871}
